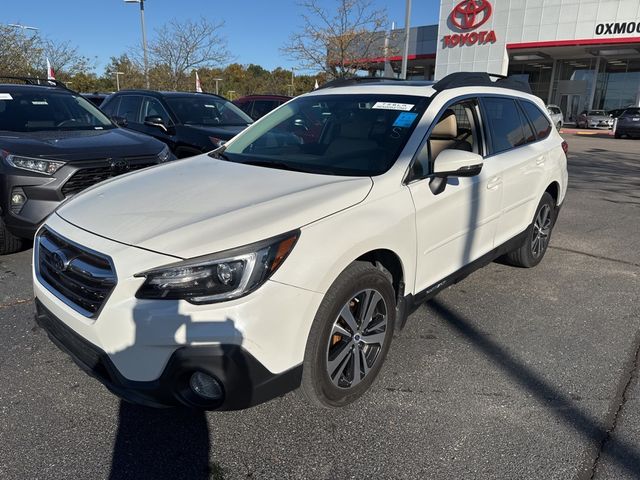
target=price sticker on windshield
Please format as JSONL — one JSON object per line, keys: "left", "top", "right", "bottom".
{"left": 372, "top": 102, "right": 414, "bottom": 111}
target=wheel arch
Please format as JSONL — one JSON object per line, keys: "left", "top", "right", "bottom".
{"left": 545, "top": 181, "right": 560, "bottom": 206}
{"left": 355, "top": 249, "right": 405, "bottom": 299}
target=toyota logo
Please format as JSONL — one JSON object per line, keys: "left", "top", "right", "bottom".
{"left": 450, "top": 0, "right": 493, "bottom": 31}
{"left": 51, "top": 250, "right": 69, "bottom": 273}
{"left": 109, "top": 158, "right": 130, "bottom": 174}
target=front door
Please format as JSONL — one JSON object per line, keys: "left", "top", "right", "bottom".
{"left": 409, "top": 99, "right": 503, "bottom": 292}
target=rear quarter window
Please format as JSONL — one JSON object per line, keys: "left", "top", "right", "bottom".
{"left": 521, "top": 101, "right": 552, "bottom": 139}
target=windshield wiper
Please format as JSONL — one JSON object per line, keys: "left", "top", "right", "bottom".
{"left": 240, "top": 159, "right": 309, "bottom": 173}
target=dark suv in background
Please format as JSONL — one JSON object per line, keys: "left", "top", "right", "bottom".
{"left": 0, "top": 77, "right": 173, "bottom": 254}
{"left": 101, "top": 91, "right": 253, "bottom": 158}
{"left": 233, "top": 94, "right": 291, "bottom": 120}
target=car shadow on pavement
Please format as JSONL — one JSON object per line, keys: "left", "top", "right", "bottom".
{"left": 426, "top": 298, "right": 640, "bottom": 478}
{"left": 107, "top": 299, "right": 242, "bottom": 480}
{"left": 109, "top": 403, "right": 211, "bottom": 480}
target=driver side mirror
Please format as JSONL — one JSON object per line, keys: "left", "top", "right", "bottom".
{"left": 430, "top": 150, "right": 484, "bottom": 195}
{"left": 433, "top": 149, "right": 483, "bottom": 178}
{"left": 144, "top": 115, "right": 169, "bottom": 132}
{"left": 111, "top": 115, "right": 127, "bottom": 127}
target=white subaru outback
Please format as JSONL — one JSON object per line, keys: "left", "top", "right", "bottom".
{"left": 33, "top": 73, "right": 568, "bottom": 410}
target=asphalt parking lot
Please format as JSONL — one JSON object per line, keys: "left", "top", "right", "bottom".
{"left": 1, "top": 133, "right": 639, "bottom": 480}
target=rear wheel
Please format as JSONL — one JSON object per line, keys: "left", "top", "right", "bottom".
{"left": 0, "top": 218, "right": 23, "bottom": 255}
{"left": 504, "top": 193, "right": 556, "bottom": 268}
{"left": 299, "top": 262, "right": 395, "bottom": 408}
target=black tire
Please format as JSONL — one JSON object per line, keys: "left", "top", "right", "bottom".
{"left": 504, "top": 193, "right": 556, "bottom": 268}
{"left": 299, "top": 262, "right": 396, "bottom": 408}
{"left": 615, "top": 132, "right": 623, "bottom": 139}
{"left": 0, "top": 217, "right": 23, "bottom": 255}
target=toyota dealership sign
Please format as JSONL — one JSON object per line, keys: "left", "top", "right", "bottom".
{"left": 443, "top": 0, "right": 497, "bottom": 48}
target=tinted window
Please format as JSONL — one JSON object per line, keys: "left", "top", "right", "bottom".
{"left": 101, "top": 96, "right": 119, "bottom": 117}
{"left": 142, "top": 97, "right": 172, "bottom": 125}
{"left": 166, "top": 96, "right": 252, "bottom": 126}
{"left": 116, "top": 95, "right": 143, "bottom": 124}
{"left": 221, "top": 94, "right": 430, "bottom": 177}
{"left": 0, "top": 91, "right": 114, "bottom": 132}
{"left": 483, "top": 97, "right": 526, "bottom": 154}
{"left": 517, "top": 104, "right": 536, "bottom": 143}
{"left": 252, "top": 100, "right": 280, "bottom": 120}
{"left": 236, "top": 100, "right": 253, "bottom": 117}
{"left": 623, "top": 108, "right": 640, "bottom": 116}
{"left": 521, "top": 101, "right": 552, "bottom": 139}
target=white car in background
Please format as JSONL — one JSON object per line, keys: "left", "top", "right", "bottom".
{"left": 547, "top": 104, "right": 563, "bottom": 130}
{"left": 33, "top": 73, "right": 569, "bottom": 410}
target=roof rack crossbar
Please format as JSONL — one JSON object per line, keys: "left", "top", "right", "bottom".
{"left": 432, "top": 72, "right": 532, "bottom": 94}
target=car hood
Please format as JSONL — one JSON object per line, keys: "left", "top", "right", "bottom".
{"left": 586, "top": 115, "right": 611, "bottom": 122}
{"left": 0, "top": 128, "right": 163, "bottom": 161}
{"left": 56, "top": 155, "right": 373, "bottom": 259}
{"left": 182, "top": 124, "right": 248, "bottom": 139}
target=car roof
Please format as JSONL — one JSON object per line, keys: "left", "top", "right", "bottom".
{"left": 234, "top": 94, "right": 291, "bottom": 101}
{"left": 111, "top": 89, "right": 227, "bottom": 101}
{"left": 0, "top": 83, "right": 74, "bottom": 94}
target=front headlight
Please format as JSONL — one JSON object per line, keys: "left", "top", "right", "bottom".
{"left": 135, "top": 230, "right": 299, "bottom": 304}
{"left": 157, "top": 145, "right": 172, "bottom": 163}
{"left": 5, "top": 154, "right": 65, "bottom": 175}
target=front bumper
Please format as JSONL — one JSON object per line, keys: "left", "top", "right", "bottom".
{"left": 35, "top": 299, "right": 302, "bottom": 410}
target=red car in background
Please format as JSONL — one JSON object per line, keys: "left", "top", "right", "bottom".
{"left": 233, "top": 94, "right": 291, "bottom": 120}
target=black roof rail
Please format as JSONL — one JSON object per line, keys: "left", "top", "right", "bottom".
{"left": 432, "top": 72, "right": 532, "bottom": 94}
{"left": 316, "top": 76, "right": 405, "bottom": 90}
{"left": 0, "top": 75, "right": 76, "bottom": 93}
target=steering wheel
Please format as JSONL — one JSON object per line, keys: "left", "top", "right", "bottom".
{"left": 56, "top": 119, "right": 80, "bottom": 127}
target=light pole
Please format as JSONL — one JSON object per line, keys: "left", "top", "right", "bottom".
{"left": 400, "top": 0, "right": 412, "bottom": 80}
{"left": 8, "top": 23, "right": 39, "bottom": 33}
{"left": 227, "top": 90, "right": 235, "bottom": 100}
{"left": 212, "top": 78, "right": 222, "bottom": 95}
{"left": 124, "top": 0, "right": 150, "bottom": 89}
{"left": 108, "top": 71, "right": 124, "bottom": 91}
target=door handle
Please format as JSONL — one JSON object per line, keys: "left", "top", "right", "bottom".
{"left": 487, "top": 176, "right": 502, "bottom": 190}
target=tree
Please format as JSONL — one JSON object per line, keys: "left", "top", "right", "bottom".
{"left": 0, "top": 25, "right": 42, "bottom": 77}
{"left": 144, "top": 17, "right": 231, "bottom": 90}
{"left": 38, "top": 38, "right": 93, "bottom": 79}
{"left": 282, "top": 0, "right": 390, "bottom": 79}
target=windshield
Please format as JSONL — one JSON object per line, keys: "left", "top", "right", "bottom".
{"left": 166, "top": 96, "right": 252, "bottom": 126}
{"left": 0, "top": 91, "right": 114, "bottom": 132}
{"left": 623, "top": 108, "right": 640, "bottom": 116}
{"left": 218, "top": 94, "right": 430, "bottom": 176}
{"left": 588, "top": 110, "right": 606, "bottom": 116}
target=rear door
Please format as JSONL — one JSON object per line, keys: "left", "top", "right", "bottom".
{"left": 115, "top": 95, "right": 144, "bottom": 132}
{"left": 482, "top": 97, "right": 550, "bottom": 246}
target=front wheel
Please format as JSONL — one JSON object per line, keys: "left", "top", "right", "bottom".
{"left": 504, "top": 193, "right": 556, "bottom": 268}
{"left": 299, "top": 262, "right": 396, "bottom": 408}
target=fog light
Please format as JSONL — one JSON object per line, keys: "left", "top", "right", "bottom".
{"left": 11, "top": 193, "right": 25, "bottom": 205}
{"left": 189, "top": 372, "right": 223, "bottom": 400}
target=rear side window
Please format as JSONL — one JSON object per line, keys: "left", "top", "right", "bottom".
{"left": 482, "top": 97, "right": 526, "bottom": 154}
{"left": 521, "top": 101, "right": 552, "bottom": 139}
{"left": 116, "top": 95, "right": 143, "bottom": 124}
{"left": 517, "top": 104, "right": 536, "bottom": 144}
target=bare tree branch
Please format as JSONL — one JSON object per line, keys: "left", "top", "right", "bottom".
{"left": 282, "top": 0, "right": 391, "bottom": 78}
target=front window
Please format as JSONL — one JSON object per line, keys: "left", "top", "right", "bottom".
{"left": 0, "top": 91, "right": 115, "bottom": 132}
{"left": 166, "top": 96, "right": 252, "bottom": 126}
{"left": 218, "top": 94, "right": 430, "bottom": 176}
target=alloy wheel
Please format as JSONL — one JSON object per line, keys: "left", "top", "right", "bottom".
{"left": 531, "top": 204, "right": 552, "bottom": 258}
{"left": 325, "top": 289, "right": 388, "bottom": 389}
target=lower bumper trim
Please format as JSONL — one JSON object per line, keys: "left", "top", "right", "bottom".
{"left": 35, "top": 299, "right": 302, "bottom": 410}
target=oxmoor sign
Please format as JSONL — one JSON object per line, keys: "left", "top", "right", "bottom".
{"left": 443, "top": 0, "right": 497, "bottom": 48}
{"left": 595, "top": 22, "right": 640, "bottom": 35}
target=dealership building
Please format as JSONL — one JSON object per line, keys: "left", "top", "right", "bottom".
{"left": 367, "top": 0, "right": 640, "bottom": 123}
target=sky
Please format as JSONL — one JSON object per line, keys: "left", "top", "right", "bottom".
{"left": 2, "top": 0, "right": 441, "bottom": 74}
